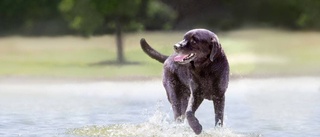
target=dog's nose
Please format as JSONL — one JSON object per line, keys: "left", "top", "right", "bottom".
{"left": 173, "top": 44, "right": 180, "bottom": 51}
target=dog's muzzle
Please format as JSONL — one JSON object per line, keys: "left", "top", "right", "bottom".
{"left": 174, "top": 53, "right": 196, "bottom": 64}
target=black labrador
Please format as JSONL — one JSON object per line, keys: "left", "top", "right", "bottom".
{"left": 140, "top": 29, "right": 229, "bottom": 134}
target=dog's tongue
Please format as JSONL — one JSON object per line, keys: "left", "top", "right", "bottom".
{"left": 174, "top": 54, "right": 188, "bottom": 62}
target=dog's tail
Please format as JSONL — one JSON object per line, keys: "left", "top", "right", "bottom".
{"left": 140, "top": 38, "right": 169, "bottom": 63}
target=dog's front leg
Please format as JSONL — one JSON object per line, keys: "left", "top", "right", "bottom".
{"left": 186, "top": 80, "right": 203, "bottom": 135}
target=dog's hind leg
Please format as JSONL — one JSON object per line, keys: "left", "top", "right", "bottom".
{"left": 178, "top": 95, "right": 188, "bottom": 122}
{"left": 164, "top": 87, "right": 183, "bottom": 121}
{"left": 162, "top": 74, "right": 185, "bottom": 122}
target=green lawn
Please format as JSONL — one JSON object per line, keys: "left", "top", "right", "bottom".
{"left": 0, "top": 29, "right": 319, "bottom": 80}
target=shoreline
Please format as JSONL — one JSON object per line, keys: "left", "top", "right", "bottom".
{"left": 0, "top": 74, "right": 319, "bottom": 84}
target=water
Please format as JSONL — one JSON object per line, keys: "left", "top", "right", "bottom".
{"left": 0, "top": 77, "right": 319, "bottom": 137}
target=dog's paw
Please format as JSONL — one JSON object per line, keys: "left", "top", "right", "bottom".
{"left": 186, "top": 112, "right": 202, "bottom": 135}
{"left": 175, "top": 115, "right": 185, "bottom": 123}
{"left": 215, "top": 119, "right": 223, "bottom": 127}
{"left": 191, "top": 123, "right": 202, "bottom": 135}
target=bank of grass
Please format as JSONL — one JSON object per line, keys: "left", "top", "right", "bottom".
{"left": 0, "top": 29, "right": 319, "bottom": 80}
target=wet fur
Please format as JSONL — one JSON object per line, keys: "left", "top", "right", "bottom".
{"left": 140, "top": 29, "right": 229, "bottom": 134}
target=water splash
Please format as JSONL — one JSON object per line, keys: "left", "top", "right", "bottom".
{"left": 68, "top": 106, "right": 260, "bottom": 137}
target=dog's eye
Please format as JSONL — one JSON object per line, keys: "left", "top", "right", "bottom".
{"left": 190, "top": 40, "right": 196, "bottom": 45}
{"left": 191, "top": 36, "right": 199, "bottom": 45}
{"left": 191, "top": 39, "right": 197, "bottom": 45}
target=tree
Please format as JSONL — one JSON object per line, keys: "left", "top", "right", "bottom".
{"left": 94, "top": 0, "right": 146, "bottom": 64}
{"left": 59, "top": 0, "right": 146, "bottom": 64}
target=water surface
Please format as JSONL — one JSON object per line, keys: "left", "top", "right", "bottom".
{"left": 0, "top": 77, "right": 319, "bottom": 137}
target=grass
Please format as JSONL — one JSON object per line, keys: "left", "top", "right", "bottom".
{"left": 0, "top": 28, "right": 320, "bottom": 80}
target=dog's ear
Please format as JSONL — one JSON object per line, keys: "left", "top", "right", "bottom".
{"left": 209, "top": 38, "right": 221, "bottom": 62}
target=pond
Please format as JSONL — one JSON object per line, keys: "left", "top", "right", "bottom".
{"left": 0, "top": 77, "right": 319, "bottom": 137}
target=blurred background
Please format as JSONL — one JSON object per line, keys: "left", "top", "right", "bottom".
{"left": 1, "top": 0, "right": 320, "bottom": 80}
{"left": 1, "top": 1, "right": 320, "bottom": 136}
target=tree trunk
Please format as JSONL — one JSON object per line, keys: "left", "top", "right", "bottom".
{"left": 115, "top": 21, "right": 125, "bottom": 64}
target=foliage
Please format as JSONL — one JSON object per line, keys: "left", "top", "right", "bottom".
{"left": 59, "top": 0, "right": 104, "bottom": 36}
{"left": 1, "top": 0, "right": 320, "bottom": 35}
{"left": 58, "top": 0, "right": 176, "bottom": 35}
{"left": 144, "top": 0, "right": 177, "bottom": 30}
{"left": 0, "top": 0, "right": 66, "bottom": 35}
{"left": 161, "top": 0, "right": 320, "bottom": 30}
{"left": 296, "top": 0, "right": 320, "bottom": 29}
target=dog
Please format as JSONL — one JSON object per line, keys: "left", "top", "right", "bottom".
{"left": 140, "top": 29, "right": 229, "bottom": 134}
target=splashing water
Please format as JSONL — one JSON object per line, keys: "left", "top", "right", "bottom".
{"left": 68, "top": 102, "right": 260, "bottom": 137}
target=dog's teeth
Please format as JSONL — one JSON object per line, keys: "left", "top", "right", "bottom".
{"left": 184, "top": 54, "right": 193, "bottom": 60}
{"left": 182, "top": 53, "right": 195, "bottom": 62}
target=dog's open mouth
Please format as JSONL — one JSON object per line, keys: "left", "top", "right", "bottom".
{"left": 174, "top": 53, "right": 196, "bottom": 64}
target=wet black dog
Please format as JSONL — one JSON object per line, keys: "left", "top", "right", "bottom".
{"left": 140, "top": 29, "right": 229, "bottom": 134}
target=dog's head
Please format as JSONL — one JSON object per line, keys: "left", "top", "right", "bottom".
{"left": 173, "top": 29, "right": 221, "bottom": 64}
